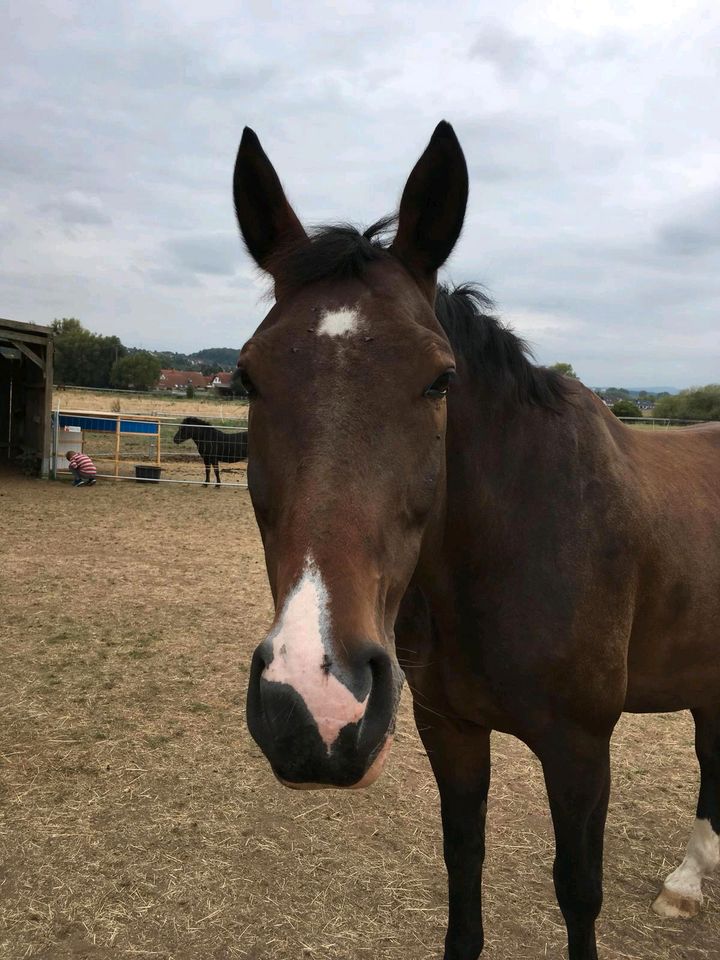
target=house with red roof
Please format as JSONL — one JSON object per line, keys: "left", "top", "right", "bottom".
{"left": 208, "top": 371, "right": 234, "bottom": 389}
{"left": 157, "top": 369, "right": 208, "bottom": 391}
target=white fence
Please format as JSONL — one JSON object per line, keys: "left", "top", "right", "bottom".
{"left": 617, "top": 417, "right": 707, "bottom": 429}
{"left": 51, "top": 407, "right": 248, "bottom": 488}
{"left": 50, "top": 408, "right": 711, "bottom": 489}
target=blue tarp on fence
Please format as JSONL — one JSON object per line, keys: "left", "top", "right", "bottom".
{"left": 58, "top": 414, "right": 157, "bottom": 434}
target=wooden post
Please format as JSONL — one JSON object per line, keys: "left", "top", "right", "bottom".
{"left": 114, "top": 415, "right": 121, "bottom": 477}
{"left": 156, "top": 420, "right": 161, "bottom": 466}
{"left": 42, "top": 339, "right": 54, "bottom": 478}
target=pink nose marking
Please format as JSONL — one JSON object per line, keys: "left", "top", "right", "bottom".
{"left": 263, "top": 560, "right": 368, "bottom": 751}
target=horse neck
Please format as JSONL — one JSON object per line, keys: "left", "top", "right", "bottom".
{"left": 419, "top": 382, "right": 588, "bottom": 577}
{"left": 453, "top": 386, "right": 568, "bottom": 478}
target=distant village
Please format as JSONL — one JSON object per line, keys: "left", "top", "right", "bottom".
{"left": 156, "top": 368, "right": 235, "bottom": 393}
{"left": 595, "top": 392, "right": 658, "bottom": 411}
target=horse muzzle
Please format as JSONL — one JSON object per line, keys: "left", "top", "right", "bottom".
{"left": 246, "top": 640, "right": 402, "bottom": 788}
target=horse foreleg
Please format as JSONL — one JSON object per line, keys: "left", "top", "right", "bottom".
{"left": 203, "top": 460, "right": 210, "bottom": 486}
{"left": 653, "top": 707, "right": 720, "bottom": 919}
{"left": 539, "top": 731, "right": 611, "bottom": 960}
{"left": 414, "top": 702, "right": 490, "bottom": 960}
{"left": 214, "top": 462, "right": 221, "bottom": 486}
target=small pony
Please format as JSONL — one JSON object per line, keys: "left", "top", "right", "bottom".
{"left": 172, "top": 416, "right": 247, "bottom": 486}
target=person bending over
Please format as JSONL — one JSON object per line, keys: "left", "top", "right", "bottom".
{"left": 65, "top": 450, "right": 97, "bottom": 486}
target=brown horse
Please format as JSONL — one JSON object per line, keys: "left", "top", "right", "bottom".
{"left": 233, "top": 123, "right": 720, "bottom": 960}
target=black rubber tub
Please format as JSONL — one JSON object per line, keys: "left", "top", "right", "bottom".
{"left": 134, "top": 465, "right": 162, "bottom": 483}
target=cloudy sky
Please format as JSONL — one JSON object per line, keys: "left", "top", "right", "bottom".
{"left": 2, "top": 1, "right": 719, "bottom": 388}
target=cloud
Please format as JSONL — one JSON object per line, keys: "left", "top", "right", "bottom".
{"left": 656, "top": 191, "right": 720, "bottom": 257}
{"left": 468, "top": 22, "right": 540, "bottom": 79}
{"left": 143, "top": 267, "right": 202, "bottom": 288}
{"left": 42, "top": 191, "right": 111, "bottom": 226}
{"left": 0, "top": 1, "right": 719, "bottom": 386}
{"left": 163, "top": 234, "right": 240, "bottom": 277}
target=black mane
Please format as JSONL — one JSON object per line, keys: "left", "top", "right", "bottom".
{"left": 275, "top": 217, "right": 395, "bottom": 290}
{"left": 277, "top": 222, "right": 569, "bottom": 411}
{"left": 181, "top": 416, "right": 211, "bottom": 426}
{"left": 435, "top": 283, "right": 569, "bottom": 410}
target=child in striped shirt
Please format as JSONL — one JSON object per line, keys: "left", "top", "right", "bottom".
{"left": 65, "top": 450, "right": 98, "bottom": 486}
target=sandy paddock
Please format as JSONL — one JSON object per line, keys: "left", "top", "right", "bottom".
{"left": 1, "top": 473, "right": 717, "bottom": 959}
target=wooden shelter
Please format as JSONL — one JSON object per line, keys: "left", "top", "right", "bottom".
{"left": 0, "top": 318, "right": 54, "bottom": 477}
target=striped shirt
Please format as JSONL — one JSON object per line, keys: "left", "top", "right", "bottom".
{"left": 68, "top": 453, "right": 97, "bottom": 476}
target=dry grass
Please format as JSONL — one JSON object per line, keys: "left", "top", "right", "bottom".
{"left": 53, "top": 388, "right": 248, "bottom": 421}
{"left": 0, "top": 473, "right": 717, "bottom": 959}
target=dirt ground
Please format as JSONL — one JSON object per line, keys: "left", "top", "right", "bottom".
{"left": 1, "top": 473, "right": 718, "bottom": 960}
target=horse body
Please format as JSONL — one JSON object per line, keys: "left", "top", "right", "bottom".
{"left": 404, "top": 357, "right": 720, "bottom": 952}
{"left": 624, "top": 426, "right": 720, "bottom": 712}
{"left": 232, "top": 124, "right": 720, "bottom": 959}
{"left": 417, "top": 385, "right": 720, "bottom": 724}
{"left": 173, "top": 416, "right": 247, "bottom": 485}
{"left": 406, "top": 382, "right": 720, "bottom": 686}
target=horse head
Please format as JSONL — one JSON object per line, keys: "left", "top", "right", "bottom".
{"left": 173, "top": 416, "right": 206, "bottom": 445}
{"left": 235, "top": 122, "right": 468, "bottom": 789}
{"left": 173, "top": 419, "right": 191, "bottom": 445}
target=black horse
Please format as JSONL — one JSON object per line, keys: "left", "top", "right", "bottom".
{"left": 172, "top": 416, "right": 247, "bottom": 486}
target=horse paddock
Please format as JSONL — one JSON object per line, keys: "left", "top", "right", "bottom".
{"left": 1, "top": 474, "right": 717, "bottom": 960}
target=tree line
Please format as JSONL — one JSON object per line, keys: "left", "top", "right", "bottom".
{"left": 51, "top": 319, "right": 239, "bottom": 391}
{"left": 50, "top": 324, "right": 719, "bottom": 418}
{"left": 608, "top": 389, "right": 720, "bottom": 420}
{"left": 548, "top": 363, "right": 719, "bottom": 420}
{"left": 653, "top": 385, "right": 720, "bottom": 421}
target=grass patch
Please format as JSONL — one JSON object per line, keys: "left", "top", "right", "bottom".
{"left": 186, "top": 701, "right": 213, "bottom": 714}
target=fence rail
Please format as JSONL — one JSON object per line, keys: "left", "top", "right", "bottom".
{"left": 50, "top": 406, "right": 713, "bottom": 489}
{"left": 617, "top": 416, "right": 708, "bottom": 429}
{"left": 51, "top": 407, "right": 248, "bottom": 487}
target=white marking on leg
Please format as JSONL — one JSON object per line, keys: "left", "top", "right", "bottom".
{"left": 653, "top": 818, "right": 720, "bottom": 917}
{"left": 263, "top": 557, "right": 367, "bottom": 751}
{"left": 316, "top": 307, "right": 361, "bottom": 337}
{"left": 665, "top": 818, "right": 720, "bottom": 898}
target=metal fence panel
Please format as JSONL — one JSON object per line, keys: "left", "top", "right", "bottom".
{"left": 52, "top": 408, "right": 248, "bottom": 487}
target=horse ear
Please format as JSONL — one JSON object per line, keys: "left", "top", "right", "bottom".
{"left": 233, "top": 127, "right": 308, "bottom": 284}
{"left": 391, "top": 121, "right": 468, "bottom": 300}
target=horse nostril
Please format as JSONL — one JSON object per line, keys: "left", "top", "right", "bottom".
{"left": 247, "top": 639, "right": 273, "bottom": 702}
{"left": 254, "top": 638, "right": 273, "bottom": 672}
{"left": 357, "top": 645, "right": 396, "bottom": 751}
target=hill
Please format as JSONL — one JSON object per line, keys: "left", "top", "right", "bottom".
{"left": 192, "top": 348, "right": 240, "bottom": 368}
{"left": 128, "top": 346, "right": 239, "bottom": 371}
{"left": 594, "top": 386, "right": 679, "bottom": 397}
{"left": 626, "top": 386, "right": 679, "bottom": 396}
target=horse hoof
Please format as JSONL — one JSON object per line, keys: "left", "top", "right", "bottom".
{"left": 652, "top": 886, "right": 701, "bottom": 919}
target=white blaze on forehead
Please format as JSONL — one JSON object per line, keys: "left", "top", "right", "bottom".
{"left": 316, "top": 307, "right": 361, "bottom": 337}
{"left": 659, "top": 818, "right": 720, "bottom": 909}
{"left": 263, "top": 558, "right": 368, "bottom": 751}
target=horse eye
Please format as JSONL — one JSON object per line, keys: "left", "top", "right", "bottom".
{"left": 424, "top": 371, "right": 454, "bottom": 399}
